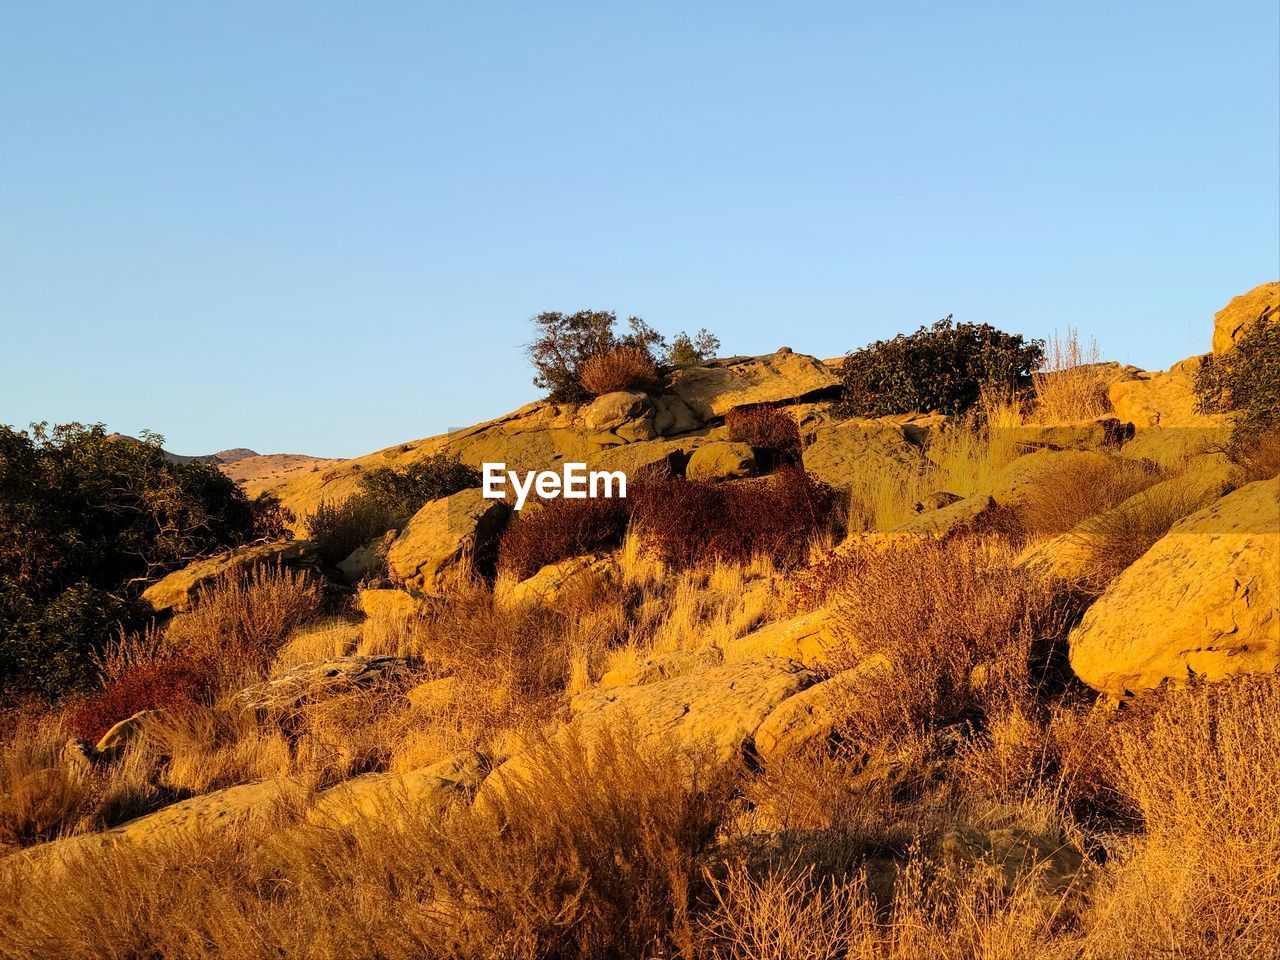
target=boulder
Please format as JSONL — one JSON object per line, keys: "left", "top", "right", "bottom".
{"left": 1108, "top": 356, "right": 1228, "bottom": 429}
{"left": 686, "top": 441, "right": 758, "bottom": 481}
{"left": 141, "top": 540, "right": 321, "bottom": 614}
{"left": 913, "top": 491, "right": 962, "bottom": 513}
{"left": 726, "top": 610, "right": 839, "bottom": 667}
{"left": 894, "top": 493, "right": 995, "bottom": 536}
{"left": 336, "top": 530, "right": 397, "bottom": 585}
{"left": 500, "top": 554, "right": 619, "bottom": 607}
{"left": 801, "top": 419, "right": 923, "bottom": 490}
{"left": 235, "top": 656, "right": 413, "bottom": 715}
{"left": 753, "top": 655, "right": 891, "bottom": 763}
{"left": 668, "top": 352, "right": 840, "bottom": 419}
{"left": 650, "top": 394, "right": 704, "bottom": 436}
{"left": 1068, "top": 478, "right": 1279, "bottom": 697}
{"left": 118, "top": 779, "right": 292, "bottom": 842}
{"left": 581, "top": 390, "right": 652, "bottom": 432}
{"left": 1118, "top": 425, "right": 1233, "bottom": 469}
{"left": 358, "top": 587, "right": 421, "bottom": 620}
{"left": 1003, "top": 418, "right": 1133, "bottom": 453}
{"left": 405, "top": 675, "right": 460, "bottom": 711}
{"left": 386, "top": 488, "right": 510, "bottom": 591}
{"left": 310, "top": 750, "right": 489, "bottom": 826}
{"left": 1212, "top": 282, "right": 1279, "bottom": 356}
{"left": 596, "top": 648, "right": 724, "bottom": 690}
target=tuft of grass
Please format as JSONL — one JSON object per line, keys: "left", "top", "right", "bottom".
{"left": 1015, "top": 456, "right": 1164, "bottom": 537}
{"left": 1031, "top": 329, "right": 1112, "bottom": 423}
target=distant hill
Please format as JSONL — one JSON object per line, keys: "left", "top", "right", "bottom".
{"left": 104, "top": 434, "right": 341, "bottom": 494}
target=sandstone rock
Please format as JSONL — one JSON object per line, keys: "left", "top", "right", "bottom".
{"left": 894, "top": 493, "right": 995, "bottom": 536}
{"left": 310, "top": 750, "right": 489, "bottom": 826}
{"left": 668, "top": 352, "right": 839, "bottom": 419}
{"left": 650, "top": 394, "right": 704, "bottom": 436}
{"left": 582, "top": 390, "right": 652, "bottom": 432}
{"left": 406, "top": 675, "right": 460, "bottom": 711}
{"left": 482, "top": 659, "right": 819, "bottom": 807}
{"left": 337, "top": 530, "right": 397, "bottom": 585}
{"left": 801, "top": 419, "right": 923, "bottom": 490}
{"left": 500, "top": 554, "right": 619, "bottom": 607}
{"left": 596, "top": 648, "right": 725, "bottom": 690}
{"left": 61, "top": 739, "right": 97, "bottom": 776}
{"left": 1212, "top": 281, "right": 1279, "bottom": 356}
{"left": 235, "top": 656, "right": 412, "bottom": 715}
{"left": 914, "top": 491, "right": 962, "bottom": 513}
{"left": 96, "top": 709, "right": 162, "bottom": 755}
{"left": 754, "top": 655, "right": 891, "bottom": 763}
{"left": 989, "top": 449, "right": 1116, "bottom": 517}
{"left": 1118, "top": 425, "right": 1233, "bottom": 469}
{"left": 386, "top": 488, "right": 510, "bottom": 591}
{"left": 1003, "top": 418, "right": 1133, "bottom": 453}
{"left": 1108, "top": 356, "right": 1228, "bottom": 429}
{"left": 686, "top": 441, "right": 758, "bottom": 481}
{"left": 141, "top": 540, "right": 321, "bottom": 614}
{"left": 1068, "top": 477, "right": 1279, "bottom": 697}
{"left": 358, "top": 587, "right": 421, "bottom": 620}
{"left": 726, "top": 610, "right": 840, "bottom": 667}
{"left": 585, "top": 438, "right": 690, "bottom": 480}
{"left": 118, "top": 779, "right": 292, "bottom": 842}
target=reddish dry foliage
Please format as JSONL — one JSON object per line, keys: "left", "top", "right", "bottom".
{"left": 578, "top": 346, "right": 658, "bottom": 396}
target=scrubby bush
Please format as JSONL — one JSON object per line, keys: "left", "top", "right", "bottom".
{"left": 1195, "top": 316, "right": 1280, "bottom": 456}
{"left": 497, "top": 497, "right": 631, "bottom": 581}
{"left": 64, "top": 652, "right": 212, "bottom": 742}
{"left": 1031, "top": 328, "right": 1112, "bottom": 422}
{"left": 526, "top": 310, "right": 721, "bottom": 402}
{"left": 0, "top": 423, "right": 263, "bottom": 700}
{"left": 578, "top": 345, "right": 659, "bottom": 396}
{"left": 725, "top": 407, "right": 801, "bottom": 467}
{"left": 632, "top": 467, "right": 837, "bottom": 569}
{"left": 305, "top": 496, "right": 403, "bottom": 565}
{"left": 837, "top": 316, "right": 1044, "bottom": 417}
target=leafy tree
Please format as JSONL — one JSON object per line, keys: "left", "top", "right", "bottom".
{"left": 836, "top": 316, "right": 1045, "bottom": 417}
{"left": 0, "top": 423, "right": 262, "bottom": 698}
{"left": 666, "top": 329, "right": 720, "bottom": 367}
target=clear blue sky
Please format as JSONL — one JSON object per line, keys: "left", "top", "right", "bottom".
{"left": 2, "top": 2, "right": 1277, "bottom": 457}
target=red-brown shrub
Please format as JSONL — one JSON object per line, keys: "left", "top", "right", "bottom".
{"left": 497, "top": 496, "right": 632, "bottom": 580}
{"left": 64, "top": 653, "right": 213, "bottom": 742}
{"left": 632, "top": 467, "right": 837, "bottom": 569}
{"left": 725, "top": 407, "right": 801, "bottom": 466}
{"left": 578, "top": 345, "right": 658, "bottom": 396}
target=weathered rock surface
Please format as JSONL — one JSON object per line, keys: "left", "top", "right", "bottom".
{"left": 405, "top": 675, "right": 460, "bottom": 711}
{"left": 668, "top": 352, "right": 839, "bottom": 419}
{"left": 358, "top": 587, "right": 421, "bottom": 620}
{"left": 1003, "top": 418, "right": 1133, "bottom": 453}
{"left": 141, "top": 540, "right": 320, "bottom": 614}
{"left": 96, "top": 710, "right": 162, "bottom": 755}
{"left": 726, "top": 610, "right": 840, "bottom": 667}
{"left": 1212, "top": 281, "right": 1279, "bottom": 355}
{"left": 235, "top": 656, "right": 413, "bottom": 714}
{"left": 499, "top": 554, "right": 620, "bottom": 607}
{"left": 1069, "top": 477, "right": 1280, "bottom": 697}
{"left": 310, "top": 750, "right": 488, "bottom": 826}
{"left": 686, "top": 441, "right": 758, "bottom": 481}
{"left": 1108, "top": 356, "right": 1228, "bottom": 429}
{"left": 581, "top": 390, "right": 654, "bottom": 436}
{"left": 386, "top": 488, "right": 510, "bottom": 591}
{"left": 801, "top": 419, "right": 922, "bottom": 489}
{"left": 754, "top": 656, "right": 891, "bottom": 763}
{"left": 597, "top": 648, "right": 725, "bottom": 689}
{"left": 989, "top": 449, "right": 1115, "bottom": 516}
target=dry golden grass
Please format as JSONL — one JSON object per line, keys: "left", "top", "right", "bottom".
{"left": 1031, "top": 329, "right": 1112, "bottom": 423}
{"left": 1016, "top": 455, "right": 1164, "bottom": 537}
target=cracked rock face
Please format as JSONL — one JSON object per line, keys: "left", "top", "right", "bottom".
{"left": 235, "top": 655, "right": 413, "bottom": 714}
{"left": 1068, "top": 477, "right": 1280, "bottom": 698}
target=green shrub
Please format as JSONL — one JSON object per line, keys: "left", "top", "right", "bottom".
{"left": 305, "top": 497, "right": 401, "bottom": 565}
{"left": 526, "top": 311, "right": 720, "bottom": 402}
{"left": 1195, "top": 317, "right": 1280, "bottom": 455}
{"left": 0, "top": 423, "right": 260, "bottom": 699}
{"left": 836, "top": 316, "right": 1044, "bottom": 417}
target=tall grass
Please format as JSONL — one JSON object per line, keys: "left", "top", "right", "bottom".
{"left": 1031, "top": 329, "right": 1112, "bottom": 423}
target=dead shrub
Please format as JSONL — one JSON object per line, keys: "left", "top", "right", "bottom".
{"left": 632, "top": 467, "right": 838, "bottom": 569}
{"left": 304, "top": 494, "right": 400, "bottom": 565}
{"left": 1017, "top": 456, "right": 1164, "bottom": 537}
{"left": 497, "top": 496, "right": 631, "bottom": 581}
{"left": 1081, "top": 676, "right": 1280, "bottom": 957}
{"left": 578, "top": 345, "right": 658, "bottom": 396}
{"left": 1031, "top": 329, "right": 1112, "bottom": 423}
{"left": 725, "top": 407, "right": 801, "bottom": 467}
{"left": 825, "top": 538, "right": 1078, "bottom": 744}
{"left": 64, "top": 651, "right": 212, "bottom": 742}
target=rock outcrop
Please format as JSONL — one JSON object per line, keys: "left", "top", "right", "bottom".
{"left": 667, "top": 352, "right": 840, "bottom": 419}
{"left": 801, "top": 419, "right": 922, "bottom": 490}
{"left": 686, "top": 441, "right": 758, "bottom": 481}
{"left": 235, "top": 656, "right": 413, "bottom": 715}
{"left": 385, "top": 488, "right": 510, "bottom": 591}
{"left": 1068, "top": 477, "right": 1280, "bottom": 697}
{"left": 1212, "top": 281, "right": 1279, "bottom": 355}
{"left": 141, "top": 540, "right": 321, "bottom": 614}
{"left": 310, "top": 750, "right": 489, "bottom": 826}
